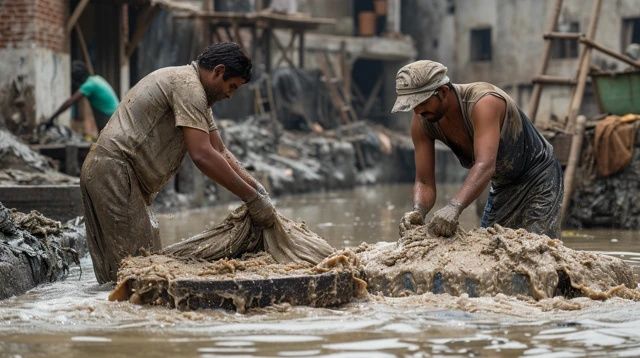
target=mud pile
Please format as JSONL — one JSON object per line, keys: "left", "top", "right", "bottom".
{"left": 0, "top": 202, "right": 87, "bottom": 299}
{"left": 358, "top": 225, "right": 639, "bottom": 301}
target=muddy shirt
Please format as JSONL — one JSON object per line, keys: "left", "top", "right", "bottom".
{"left": 96, "top": 62, "right": 217, "bottom": 203}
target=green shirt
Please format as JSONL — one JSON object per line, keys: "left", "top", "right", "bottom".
{"left": 79, "top": 75, "right": 119, "bottom": 116}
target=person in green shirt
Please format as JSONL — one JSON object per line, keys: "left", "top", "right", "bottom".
{"left": 47, "top": 61, "right": 119, "bottom": 133}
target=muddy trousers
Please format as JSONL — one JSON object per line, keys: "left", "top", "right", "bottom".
{"left": 80, "top": 146, "right": 161, "bottom": 284}
{"left": 480, "top": 160, "right": 564, "bottom": 239}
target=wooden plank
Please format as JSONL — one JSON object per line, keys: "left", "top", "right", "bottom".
{"left": 66, "top": 0, "right": 90, "bottom": 34}
{"left": 560, "top": 115, "right": 587, "bottom": 223}
{"left": 532, "top": 75, "right": 577, "bottom": 85}
{"left": 125, "top": 4, "right": 160, "bottom": 59}
{"left": 565, "top": 0, "right": 602, "bottom": 132}
{"left": 580, "top": 38, "right": 640, "bottom": 69}
{"left": 527, "top": 0, "right": 564, "bottom": 122}
{"left": 273, "top": 31, "right": 296, "bottom": 68}
{"left": 362, "top": 76, "right": 384, "bottom": 117}
{"left": 543, "top": 32, "right": 582, "bottom": 40}
{"left": 74, "top": 26, "right": 94, "bottom": 75}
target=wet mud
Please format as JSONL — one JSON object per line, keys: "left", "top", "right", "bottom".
{"left": 358, "top": 224, "right": 639, "bottom": 301}
{"left": 111, "top": 207, "right": 639, "bottom": 313}
{"left": 110, "top": 205, "right": 362, "bottom": 312}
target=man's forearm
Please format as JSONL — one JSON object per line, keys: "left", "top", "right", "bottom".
{"left": 223, "top": 149, "right": 261, "bottom": 190}
{"left": 453, "top": 161, "right": 494, "bottom": 209}
{"left": 413, "top": 181, "right": 436, "bottom": 215}
{"left": 193, "top": 148, "right": 256, "bottom": 201}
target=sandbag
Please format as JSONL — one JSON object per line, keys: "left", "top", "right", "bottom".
{"left": 162, "top": 205, "right": 335, "bottom": 265}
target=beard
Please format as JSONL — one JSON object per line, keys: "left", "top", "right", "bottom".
{"left": 205, "top": 88, "right": 227, "bottom": 105}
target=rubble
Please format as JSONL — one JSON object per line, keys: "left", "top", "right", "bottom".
{"left": 0, "top": 202, "right": 87, "bottom": 300}
{"left": 565, "top": 127, "right": 640, "bottom": 229}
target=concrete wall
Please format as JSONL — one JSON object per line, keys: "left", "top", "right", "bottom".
{"left": 401, "top": 0, "right": 640, "bottom": 125}
{"left": 0, "top": 0, "right": 70, "bottom": 133}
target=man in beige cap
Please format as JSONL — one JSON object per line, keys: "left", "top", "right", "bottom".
{"left": 394, "top": 60, "right": 563, "bottom": 238}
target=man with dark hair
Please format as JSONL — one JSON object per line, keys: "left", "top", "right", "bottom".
{"left": 394, "top": 60, "right": 563, "bottom": 239}
{"left": 81, "top": 42, "right": 275, "bottom": 283}
{"left": 47, "top": 61, "right": 119, "bottom": 134}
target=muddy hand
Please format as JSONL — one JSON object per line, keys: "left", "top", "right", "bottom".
{"left": 399, "top": 210, "right": 425, "bottom": 237}
{"left": 246, "top": 192, "right": 277, "bottom": 228}
{"left": 427, "top": 200, "right": 462, "bottom": 237}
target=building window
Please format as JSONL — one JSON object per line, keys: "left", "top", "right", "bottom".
{"left": 551, "top": 22, "right": 579, "bottom": 59}
{"left": 622, "top": 17, "right": 640, "bottom": 50}
{"left": 470, "top": 28, "right": 492, "bottom": 62}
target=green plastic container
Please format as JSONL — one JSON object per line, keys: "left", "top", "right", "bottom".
{"left": 591, "top": 70, "right": 640, "bottom": 115}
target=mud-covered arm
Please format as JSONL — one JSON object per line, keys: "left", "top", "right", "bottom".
{"left": 48, "top": 91, "right": 84, "bottom": 122}
{"left": 184, "top": 127, "right": 256, "bottom": 201}
{"left": 451, "top": 95, "right": 504, "bottom": 209}
{"left": 411, "top": 114, "right": 437, "bottom": 215}
{"left": 208, "top": 130, "right": 265, "bottom": 193}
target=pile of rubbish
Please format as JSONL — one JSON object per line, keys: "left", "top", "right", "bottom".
{"left": 0, "top": 129, "right": 78, "bottom": 186}
{"left": 0, "top": 202, "right": 87, "bottom": 299}
{"left": 566, "top": 118, "right": 640, "bottom": 229}
{"left": 215, "top": 115, "right": 414, "bottom": 197}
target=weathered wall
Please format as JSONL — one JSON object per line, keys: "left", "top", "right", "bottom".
{"left": 0, "top": 0, "right": 70, "bottom": 133}
{"left": 401, "top": 0, "right": 640, "bottom": 125}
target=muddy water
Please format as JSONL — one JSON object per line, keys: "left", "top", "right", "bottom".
{"left": 2, "top": 184, "right": 640, "bottom": 357}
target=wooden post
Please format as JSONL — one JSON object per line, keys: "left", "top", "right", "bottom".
{"left": 560, "top": 115, "right": 587, "bottom": 225}
{"left": 74, "top": 26, "right": 94, "bottom": 75}
{"left": 298, "top": 30, "right": 305, "bottom": 68}
{"left": 119, "top": 3, "right": 130, "bottom": 97}
{"left": 125, "top": 4, "right": 160, "bottom": 59}
{"left": 565, "top": 0, "right": 602, "bottom": 132}
{"left": 66, "top": 0, "right": 90, "bottom": 34}
{"left": 339, "top": 40, "right": 350, "bottom": 104}
{"left": 527, "top": 0, "right": 564, "bottom": 122}
{"left": 580, "top": 38, "right": 640, "bottom": 69}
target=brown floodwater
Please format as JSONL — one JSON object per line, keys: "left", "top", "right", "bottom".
{"left": 1, "top": 183, "right": 640, "bottom": 357}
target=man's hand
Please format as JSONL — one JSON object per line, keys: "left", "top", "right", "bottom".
{"left": 427, "top": 199, "right": 463, "bottom": 237}
{"left": 246, "top": 192, "right": 277, "bottom": 228}
{"left": 399, "top": 210, "right": 425, "bottom": 237}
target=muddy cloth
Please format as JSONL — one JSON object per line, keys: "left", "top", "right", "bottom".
{"left": 80, "top": 146, "right": 161, "bottom": 284}
{"left": 81, "top": 61, "right": 218, "bottom": 284}
{"left": 163, "top": 205, "right": 335, "bottom": 265}
{"left": 594, "top": 114, "right": 640, "bottom": 177}
{"left": 359, "top": 225, "right": 640, "bottom": 301}
{"left": 421, "top": 83, "right": 562, "bottom": 238}
{"left": 96, "top": 61, "right": 217, "bottom": 205}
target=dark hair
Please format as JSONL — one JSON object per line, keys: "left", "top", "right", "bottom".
{"left": 71, "top": 61, "right": 89, "bottom": 90}
{"left": 197, "top": 42, "right": 252, "bottom": 82}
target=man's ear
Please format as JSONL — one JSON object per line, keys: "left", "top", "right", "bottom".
{"left": 213, "top": 64, "right": 225, "bottom": 78}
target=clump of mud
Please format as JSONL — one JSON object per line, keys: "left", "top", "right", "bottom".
{"left": 358, "top": 224, "right": 640, "bottom": 301}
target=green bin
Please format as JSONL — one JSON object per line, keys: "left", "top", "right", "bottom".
{"left": 591, "top": 70, "right": 640, "bottom": 115}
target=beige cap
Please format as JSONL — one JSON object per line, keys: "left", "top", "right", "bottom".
{"left": 391, "top": 60, "right": 450, "bottom": 113}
